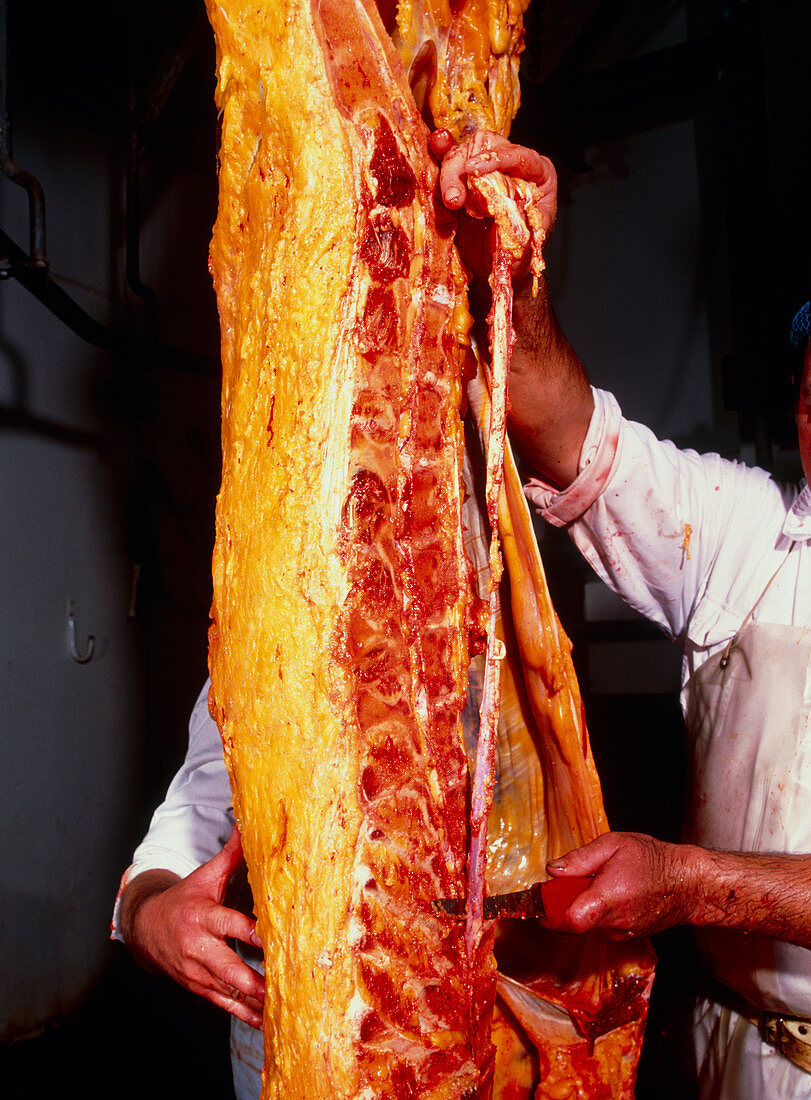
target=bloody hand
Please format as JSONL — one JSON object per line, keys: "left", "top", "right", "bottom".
{"left": 120, "top": 825, "right": 265, "bottom": 1029}
{"left": 542, "top": 831, "right": 697, "bottom": 942}
{"left": 429, "top": 128, "right": 557, "bottom": 286}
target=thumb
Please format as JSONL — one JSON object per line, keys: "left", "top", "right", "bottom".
{"left": 219, "top": 823, "right": 244, "bottom": 879}
{"left": 547, "top": 834, "right": 616, "bottom": 878}
{"left": 198, "top": 823, "right": 245, "bottom": 898}
{"left": 222, "top": 822, "right": 243, "bottom": 862}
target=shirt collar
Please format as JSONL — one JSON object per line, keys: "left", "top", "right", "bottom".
{"left": 783, "top": 480, "right": 811, "bottom": 540}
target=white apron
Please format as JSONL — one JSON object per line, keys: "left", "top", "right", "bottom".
{"left": 683, "top": 619, "right": 811, "bottom": 1098}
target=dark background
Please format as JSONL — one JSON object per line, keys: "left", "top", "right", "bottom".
{"left": 1, "top": 0, "right": 808, "bottom": 1095}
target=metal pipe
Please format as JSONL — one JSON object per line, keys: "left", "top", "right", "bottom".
{"left": 0, "top": 4, "right": 216, "bottom": 378}
{"left": 0, "top": 228, "right": 218, "bottom": 376}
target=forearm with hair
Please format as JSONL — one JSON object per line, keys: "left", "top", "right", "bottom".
{"left": 686, "top": 846, "right": 811, "bottom": 949}
{"left": 506, "top": 277, "right": 594, "bottom": 489}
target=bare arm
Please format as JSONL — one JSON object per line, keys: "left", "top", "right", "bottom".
{"left": 119, "top": 826, "right": 265, "bottom": 1029}
{"left": 507, "top": 278, "right": 594, "bottom": 488}
{"left": 432, "top": 129, "right": 593, "bottom": 488}
{"left": 544, "top": 832, "right": 811, "bottom": 949}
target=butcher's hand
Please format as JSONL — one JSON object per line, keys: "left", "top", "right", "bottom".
{"left": 430, "top": 128, "right": 591, "bottom": 490}
{"left": 119, "top": 825, "right": 265, "bottom": 1029}
{"left": 429, "top": 129, "right": 557, "bottom": 284}
{"left": 544, "top": 833, "right": 811, "bottom": 949}
{"left": 541, "top": 831, "right": 696, "bottom": 942}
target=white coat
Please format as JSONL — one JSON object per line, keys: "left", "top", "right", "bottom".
{"left": 111, "top": 681, "right": 263, "bottom": 1099}
{"left": 527, "top": 388, "right": 811, "bottom": 1098}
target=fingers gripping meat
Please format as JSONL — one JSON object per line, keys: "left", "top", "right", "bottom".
{"left": 432, "top": 130, "right": 557, "bottom": 248}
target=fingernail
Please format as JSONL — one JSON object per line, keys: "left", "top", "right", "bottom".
{"left": 547, "top": 859, "right": 566, "bottom": 871}
{"left": 446, "top": 186, "right": 462, "bottom": 203}
{"left": 251, "top": 930, "right": 262, "bottom": 948}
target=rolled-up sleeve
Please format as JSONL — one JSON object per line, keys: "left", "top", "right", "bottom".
{"left": 524, "top": 389, "right": 624, "bottom": 527}
{"left": 524, "top": 387, "right": 788, "bottom": 646}
{"left": 111, "top": 679, "right": 233, "bottom": 941}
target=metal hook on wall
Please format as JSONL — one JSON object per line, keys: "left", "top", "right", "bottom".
{"left": 67, "top": 599, "right": 95, "bottom": 664}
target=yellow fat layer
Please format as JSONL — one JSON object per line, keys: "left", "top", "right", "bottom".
{"left": 206, "top": 2, "right": 363, "bottom": 1093}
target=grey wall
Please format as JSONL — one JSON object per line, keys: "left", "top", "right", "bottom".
{"left": 0, "top": 32, "right": 221, "bottom": 1040}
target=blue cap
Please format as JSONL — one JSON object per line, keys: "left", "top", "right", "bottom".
{"left": 791, "top": 301, "right": 810, "bottom": 347}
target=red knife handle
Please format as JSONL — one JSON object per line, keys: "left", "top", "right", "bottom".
{"left": 539, "top": 875, "right": 593, "bottom": 923}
